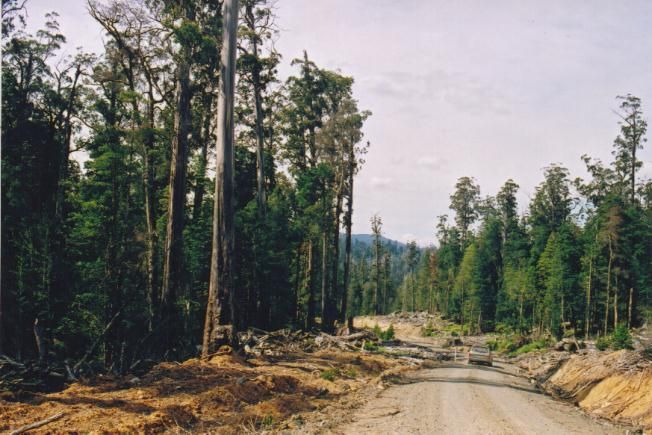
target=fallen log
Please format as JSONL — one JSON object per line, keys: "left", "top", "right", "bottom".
{"left": 10, "top": 412, "right": 65, "bottom": 435}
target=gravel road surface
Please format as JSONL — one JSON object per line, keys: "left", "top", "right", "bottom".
{"left": 334, "top": 361, "right": 629, "bottom": 435}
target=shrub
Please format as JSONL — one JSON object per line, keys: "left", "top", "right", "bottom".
{"left": 611, "top": 325, "right": 633, "bottom": 350}
{"left": 363, "top": 341, "right": 378, "bottom": 351}
{"left": 487, "top": 336, "right": 523, "bottom": 354}
{"left": 383, "top": 324, "right": 395, "bottom": 340}
{"left": 643, "top": 346, "right": 652, "bottom": 359}
{"left": 509, "top": 338, "right": 552, "bottom": 357}
{"left": 320, "top": 368, "right": 340, "bottom": 381}
{"left": 495, "top": 323, "right": 514, "bottom": 335}
{"left": 422, "top": 321, "right": 435, "bottom": 337}
{"left": 595, "top": 336, "right": 610, "bottom": 351}
{"left": 373, "top": 324, "right": 395, "bottom": 340}
{"left": 563, "top": 328, "right": 576, "bottom": 338}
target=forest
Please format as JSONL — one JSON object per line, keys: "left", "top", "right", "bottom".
{"left": 351, "top": 95, "right": 652, "bottom": 339}
{"left": 2, "top": 0, "right": 652, "bottom": 377}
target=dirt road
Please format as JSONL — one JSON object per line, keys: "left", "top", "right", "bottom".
{"left": 333, "top": 360, "right": 629, "bottom": 435}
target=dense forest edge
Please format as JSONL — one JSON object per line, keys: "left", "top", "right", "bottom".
{"left": 2, "top": 0, "right": 652, "bottom": 387}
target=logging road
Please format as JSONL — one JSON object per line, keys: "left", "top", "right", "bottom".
{"left": 332, "top": 358, "right": 628, "bottom": 435}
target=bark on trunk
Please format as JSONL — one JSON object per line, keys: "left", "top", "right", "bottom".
{"left": 340, "top": 183, "right": 353, "bottom": 323}
{"left": 160, "top": 9, "right": 193, "bottom": 350}
{"left": 203, "top": 0, "right": 239, "bottom": 356}
{"left": 306, "top": 240, "right": 314, "bottom": 329}
{"left": 247, "top": 12, "right": 266, "bottom": 216}
{"left": 329, "top": 188, "right": 343, "bottom": 326}
{"left": 374, "top": 235, "right": 381, "bottom": 314}
{"left": 627, "top": 287, "right": 633, "bottom": 328}
{"left": 321, "top": 231, "right": 331, "bottom": 331}
{"left": 604, "top": 235, "right": 613, "bottom": 336}
{"left": 585, "top": 257, "right": 593, "bottom": 340}
{"left": 613, "top": 279, "right": 618, "bottom": 329}
{"left": 192, "top": 93, "right": 213, "bottom": 222}
{"left": 143, "top": 82, "right": 158, "bottom": 332}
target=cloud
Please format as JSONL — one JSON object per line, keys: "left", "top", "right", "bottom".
{"left": 399, "top": 233, "right": 417, "bottom": 243}
{"left": 361, "top": 69, "right": 513, "bottom": 117}
{"left": 370, "top": 176, "right": 393, "bottom": 188}
{"left": 417, "top": 156, "right": 444, "bottom": 170}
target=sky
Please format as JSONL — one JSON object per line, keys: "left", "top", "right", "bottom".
{"left": 22, "top": 0, "right": 652, "bottom": 246}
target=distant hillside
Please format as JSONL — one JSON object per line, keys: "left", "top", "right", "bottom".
{"left": 349, "top": 234, "right": 406, "bottom": 248}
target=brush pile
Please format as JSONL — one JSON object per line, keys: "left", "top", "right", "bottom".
{"left": 238, "top": 328, "right": 381, "bottom": 357}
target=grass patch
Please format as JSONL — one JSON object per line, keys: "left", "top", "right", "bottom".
{"left": 343, "top": 367, "right": 358, "bottom": 379}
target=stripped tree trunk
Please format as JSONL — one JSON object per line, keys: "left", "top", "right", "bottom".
{"left": 203, "top": 0, "right": 239, "bottom": 356}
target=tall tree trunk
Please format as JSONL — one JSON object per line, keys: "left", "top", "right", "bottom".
{"left": 585, "top": 257, "right": 593, "bottom": 340}
{"left": 339, "top": 178, "right": 354, "bottom": 323}
{"left": 306, "top": 240, "right": 314, "bottom": 329}
{"left": 244, "top": 4, "right": 266, "bottom": 216}
{"left": 627, "top": 287, "right": 633, "bottom": 328}
{"left": 47, "top": 64, "right": 83, "bottom": 359}
{"left": 143, "top": 83, "right": 158, "bottom": 333}
{"left": 613, "top": 275, "right": 618, "bottom": 329}
{"left": 631, "top": 118, "right": 637, "bottom": 204}
{"left": 203, "top": 0, "right": 239, "bottom": 356}
{"left": 160, "top": 8, "right": 193, "bottom": 350}
{"left": 411, "top": 271, "right": 416, "bottom": 312}
{"left": 330, "top": 188, "right": 343, "bottom": 325}
{"left": 321, "top": 231, "right": 331, "bottom": 331}
{"left": 193, "top": 93, "right": 213, "bottom": 222}
{"left": 604, "top": 235, "right": 613, "bottom": 336}
{"left": 292, "top": 244, "right": 301, "bottom": 325}
{"left": 374, "top": 236, "right": 381, "bottom": 315}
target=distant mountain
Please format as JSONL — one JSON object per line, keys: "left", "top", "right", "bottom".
{"left": 348, "top": 234, "right": 406, "bottom": 248}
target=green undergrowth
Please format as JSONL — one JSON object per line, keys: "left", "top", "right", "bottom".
{"left": 372, "top": 324, "right": 395, "bottom": 341}
{"left": 509, "top": 338, "right": 553, "bottom": 356}
{"left": 486, "top": 335, "right": 553, "bottom": 356}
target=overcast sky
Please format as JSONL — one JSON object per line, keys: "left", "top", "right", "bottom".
{"left": 23, "top": 0, "right": 652, "bottom": 245}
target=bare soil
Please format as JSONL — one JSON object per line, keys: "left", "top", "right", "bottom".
{"left": 0, "top": 350, "right": 414, "bottom": 433}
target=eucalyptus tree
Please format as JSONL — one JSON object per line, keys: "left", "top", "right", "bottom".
{"left": 204, "top": 0, "right": 239, "bottom": 355}
{"left": 89, "top": 0, "right": 174, "bottom": 332}
{"left": 238, "top": 0, "right": 280, "bottom": 215}
{"left": 450, "top": 176, "right": 480, "bottom": 248}
{"left": 612, "top": 94, "right": 647, "bottom": 205}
